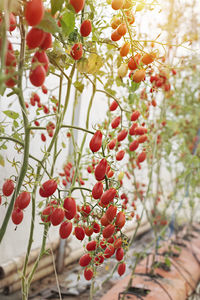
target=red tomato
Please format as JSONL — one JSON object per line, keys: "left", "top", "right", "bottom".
{"left": 59, "top": 221, "right": 72, "bottom": 239}
{"left": 104, "top": 244, "right": 115, "bottom": 258}
{"left": 92, "top": 222, "right": 101, "bottom": 233}
{"left": 128, "top": 53, "right": 141, "bottom": 70}
{"left": 100, "top": 214, "right": 110, "bottom": 226}
{"left": 95, "top": 158, "right": 107, "bottom": 181}
{"left": 29, "top": 65, "right": 46, "bottom": 87}
{"left": 85, "top": 226, "right": 94, "bottom": 236}
{"left": 70, "top": 43, "right": 83, "bottom": 60}
{"left": 116, "top": 150, "right": 125, "bottom": 161}
{"left": 39, "top": 179, "right": 57, "bottom": 197}
{"left": 81, "top": 205, "right": 91, "bottom": 217}
{"left": 41, "top": 206, "right": 53, "bottom": 223}
{"left": 94, "top": 254, "right": 104, "bottom": 265}
{"left": 105, "top": 205, "right": 117, "bottom": 222}
{"left": 32, "top": 50, "right": 49, "bottom": 73}
{"left": 74, "top": 226, "right": 85, "bottom": 240}
{"left": 25, "top": 0, "right": 44, "bottom": 26}
{"left": 40, "top": 32, "right": 52, "bottom": 50}
{"left": 89, "top": 130, "right": 102, "bottom": 152}
{"left": 138, "top": 135, "right": 147, "bottom": 143}
{"left": 131, "top": 110, "right": 140, "bottom": 121}
{"left": 63, "top": 197, "right": 76, "bottom": 220}
{"left": 79, "top": 254, "right": 91, "bottom": 267}
{"left": 102, "top": 224, "right": 115, "bottom": 239}
{"left": 50, "top": 207, "right": 65, "bottom": 226}
{"left": 114, "top": 238, "right": 122, "bottom": 249}
{"left": 92, "top": 182, "right": 103, "bottom": 199}
{"left": 70, "top": 0, "right": 85, "bottom": 13}
{"left": 116, "top": 248, "right": 124, "bottom": 261}
{"left": 80, "top": 19, "right": 92, "bottom": 37}
{"left": 134, "top": 127, "right": 147, "bottom": 135}
{"left": 84, "top": 268, "right": 93, "bottom": 280}
{"left": 41, "top": 133, "right": 46, "bottom": 142}
{"left": 115, "top": 211, "right": 126, "bottom": 228}
{"left": 117, "top": 129, "right": 128, "bottom": 142}
{"left": 118, "top": 262, "right": 126, "bottom": 276}
{"left": 108, "top": 139, "right": 116, "bottom": 150}
{"left": 12, "top": 208, "right": 23, "bottom": 225}
{"left": 26, "top": 28, "right": 45, "bottom": 49}
{"left": 8, "top": 13, "right": 17, "bottom": 32}
{"left": 2, "top": 179, "right": 14, "bottom": 196}
{"left": 100, "top": 188, "right": 117, "bottom": 205}
{"left": 111, "top": 116, "right": 121, "bottom": 129}
{"left": 137, "top": 151, "right": 146, "bottom": 163}
{"left": 129, "top": 140, "right": 139, "bottom": 151}
{"left": 129, "top": 122, "right": 138, "bottom": 135}
{"left": 86, "top": 241, "right": 97, "bottom": 251}
{"left": 15, "top": 191, "right": 31, "bottom": 210}
{"left": 6, "top": 50, "right": 16, "bottom": 67}
{"left": 109, "top": 100, "right": 118, "bottom": 111}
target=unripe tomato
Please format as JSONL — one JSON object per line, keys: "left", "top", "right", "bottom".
{"left": 50, "top": 208, "right": 65, "bottom": 226}
{"left": 74, "top": 226, "right": 85, "bottom": 240}
{"left": 15, "top": 191, "right": 31, "bottom": 210}
{"left": 80, "top": 19, "right": 92, "bottom": 37}
{"left": 2, "top": 179, "right": 14, "bottom": 196}
{"left": 117, "top": 23, "right": 127, "bottom": 36}
{"left": 125, "top": 9, "right": 135, "bottom": 24}
{"left": 101, "top": 188, "right": 117, "bottom": 205}
{"left": 109, "top": 100, "right": 118, "bottom": 111}
{"left": 132, "top": 69, "right": 146, "bottom": 83}
{"left": 129, "top": 140, "right": 139, "bottom": 151}
{"left": 141, "top": 52, "right": 156, "bottom": 65}
{"left": 39, "top": 179, "right": 57, "bottom": 197}
{"left": 111, "top": 16, "right": 122, "bottom": 29}
{"left": 70, "top": 43, "right": 83, "bottom": 60}
{"left": 89, "top": 130, "right": 102, "bottom": 152}
{"left": 26, "top": 28, "right": 45, "bottom": 49}
{"left": 118, "top": 63, "right": 128, "bottom": 78}
{"left": 116, "top": 150, "right": 125, "bottom": 161}
{"left": 120, "top": 42, "right": 130, "bottom": 57}
{"left": 116, "top": 247, "right": 124, "bottom": 261}
{"left": 111, "top": 0, "right": 124, "bottom": 10}
{"left": 92, "top": 182, "right": 103, "bottom": 199}
{"left": 115, "top": 211, "right": 126, "bottom": 228}
{"left": 70, "top": 0, "right": 85, "bottom": 13}
{"left": 95, "top": 158, "right": 107, "bottom": 181}
{"left": 25, "top": 0, "right": 44, "bottom": 26}
{"left": 111, "top": 116, "right": 121, "bottom": 129}
{"left": 117, "top": 129, "right": 128, "bottom": 142}
{"left": 59, "top": 221, "right": 72, "bottom": 239}
{"left": 40, "top": 32, "right": 52, "bottom": 50}
{"left": 103, "top": 224, "right": 115, "bottom": 239}
{"left": 84, "top": 268, "right": 93, "bottom": 280}
{"left": 32, "top": 50, "right": 49, "bottom": 73}
{"left": 105, "top": 205, "right": 117, "bottom": 222}
{"left": 12, "top": 208, "right": 23, "bottom": 225}
{"left": 63, "top": 197, "right": 76, "bottom": 220}
{"left": 123, "top": 0, "right": 132, "bottom": 9}
{"left": 118, "top": 262, "right": 126, "bottom": 276}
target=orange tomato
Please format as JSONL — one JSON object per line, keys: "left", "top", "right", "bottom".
{"left": 132, "top": 69, "right": 146, "bottom": 83}
{"left": 111, "top": 30, "right": 122, "bottom": 41}
{"left": 111, "top": 0, "right": 124, "bottom": 10}
{"left": 111, "top": 16, "right": 122, "bottom": 29}
{"left": 141, "top": 52, "right": 156, "bottom": 65}
{"left": 120, "top": 42, "right": 130, "bottom": 57}
{"left": 117, "top": 23, "right": 127, "bottom": 36}
{"left": 125, "top": 9, "right": 135, "bottom": 24}
{"left": 122, "top": 0, "right": 133, "bottom": 9}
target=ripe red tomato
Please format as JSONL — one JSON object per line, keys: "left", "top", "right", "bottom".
{"left": 116, "top": 248, "right": 124, "bottom": 261}
{"left": 134, "top": 127, "right": 147, "bottom": 135}
{"left": 40, "top": 32, "right": 52, "bottom": 50}
{"left": 25, "top": 0, "right": 44, "bottom": 26}
{"left": 100, "top": 214, "right": 110, "bottom": 226}
{"left": 115, "top": 211, "right": 126, "bottom": 228}
{"left": 94, "top": 254, "right": 104, "bottom": 265}
{"left": 5, "top": 51, "right": 16, "bottom": 67}
{"left": 95, "top": 158, "right": 107, "bottom": 181}
{"left": 32, "top": 51, "right": 49, "bottom": 72}
{"left": 74, "top": 226, "right": 85, "bottom": 240}
{"left": 80, "top": 19, "right": 92, "bottom": 37}
{"left": 26, "top": 28, "right": 45, "bottom": 49}
{"left": 50, "top": 207, "right": 65, "bottom": 226}
{"left": 128, "top": 54, "right": 141, "bottom": 70}
{"left": 89, "top": 130, "right": 102, "bottom": 152}
{"left": 41, "top": 133, "right": 46, "bottom": 142}
{"left": 12, "top": 208, "right": 23, "bottom": 225}
{"left": 92, "top": 222, "right": 101, "bottom": 233}
{"left": 109, "top": 100, "right": 118, "bottom": 111}
{"left": 116, "top": 150, "right": 125, "bottom": 161}
{"left": 129, "top": 122, "right": 138, "bottom": 135}
{"left": 84, "top": 226, "right": 94, "bottom": 237}
{"left": 29, "top": 65, "right": 46, "bottom": 87}
{"left": 15, "top": 191, "right": 31, "bottom": 210}
{"left": 131, "top": 110, "right": 140, "bottom": 121}
{"left": 92, "top": 182, "right": 103, "bottom": 199}
{"left": 2, "top": 179, "right": 14, "bottom": 196}
{"left": 70, "top": 0, "right": 85, "bottom": 13}
{"left": 39, "top": 179, "right": 57, "bottom": 197}
{"left": 81, "top": 205, "right": 91, "bottom": 217}
{"left": 63, "top": 197, "right": 76, "bottom": 220}
{"left": 114, "top": 238, "right": 122, "bottom": 249}
{"left": 129, "top": 140, "right": 139, "bottom": 151}
{"left": 137, "top": 151, "right": 146, "bottom": 163}
{"left": 84, "top": 268, "right": 93, "bottom": 280}
{"left": 104, "top": 244, "right": 115, "bottom": 258}
{"left": 5, "top": 67, "right": 17, "bottom": 88}
{"left": 101, "top": 188, "right": 116, "bottom": 205}
{"left": 138, "top": 135, "right": 147, "bottom": 143}
{"left": 102, "top": 224, "right": 115, "bottom": 239}
{"left": 105, "top": 205, "right": 117, "bottom": 222}
{"left": 79, "top": 253, "right": 91, "bottom": 267}
{"left": 86, "top": 240, "right": 97, "bottom": 251}
{"left": 111, "top": 116, "right": 121, "bottom": 129}
{"left": 118, "top": 262, "right": 126, "bottom": 276}
{"left": 108, "top": 139, "right": 116, "bottom": 150}
{"left": 59, "top": 221, "right": 72, "bottom": 239}
{"left": 70, "top": 43, "right": 83, "bottom": 60}
{"left": 117, "top": 129, "right": 128, "bottom": 142}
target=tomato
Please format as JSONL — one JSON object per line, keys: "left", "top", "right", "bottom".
{"left": 5, "top": 68, "right": 17, "bottom": 88}
{"left": 137, "top": 151, "right": 146, "bottom": 163}
{"left": 86, "top": 240, "right": 97, "bottom": 251}
{"left": 108, "top": 139, "right": 116, "bottom": 150}
{"left": 41, "top": 206, "right": 53, "bottom": 223}
{"left": 125, "top": 9, "right": 135, "bottom": 24}
{"left": 92, "top": 222, "right": 100, "bottom": 233}
{"left": 41, "top": 133, "right": 46, "bottom": 142}
{"left": 12, "top": 208, "right": 23, "bottom": 225}
{"left": 29, "top": 65, "right": 46, "bottom": 87}
{"left": 25, "top": 0, "right": 44, "bottom": 26}
{"left": 131, "top": 110, "right": 140, "bottom": 121}
{"left": 116, "top": 248, "right": 124, "bottom": 261}
{"left": 104, "top": 244, "right": 115, "bottom": 258}
{"left": 141, "top": 52, "right": 156, "bottom": 65}
{"left": 70, "top": 43, "right": 83, "bottom": 60}
{"left": 132, "top": 69, "right": 146, "bottom": 83}
{"left": 39, "top": 179, "right": 57, "bottom": 197}
{"left": 70, "top": 0, "right": 85, "bottom": 13}
{"left": 114, "top": 238, "right": 122, "bottom": 249}
{"left": 81, "top": 205, "right": 91, "bottom": 217}
{"left": 89, "top": 130, "right": 102, "bottom": 152}
{"left": 63, "top": 197, "right": 76, "bottom": 220}
{"left": 26, "top": 28, "right": 45, "bottom": 49}
{"left": 129, "top": 140, "right": 139, "bottom": 151}
{"left": 103, "top": 224, "right": 115, "bottom": 239}
{"left": 111, "top": 16, "right": 122, "bottom": 29}
{"left": 128, "top": 54, "right": 141, "bottom": 70}
{"left": 15, "top": 191, "right": 31, "bottom": 210}
{"left": 40, "top": 32, "right": 52, "bottom": 50}
{"left": 101, "top": 214, "right": 110, "bottom": 226}
{"left": 74, "top": 226, "right": 85, "bottom": 240}
{"left": 85, "top": 226, "right": 94, "bottom": 236}
{"left": 105, "top": 205, "right": 117, "bottom": 222}
{"left": 79, "top": 254, "right": 91, "bottom": 267}
{"left": 59, "top": 221, "right": 72, "bottom": 239}
{"left": 116, "top": 150, "right": 125, "bottom": 161}
{"left": 138, "top": 135, "right": 147, "bottom": 143}
{"left": 117, "top": 129, "right": 128, "bottom": 142}
{"left": 84, "top": 268, "right": 93, "bottom": 280}
{"left": 120, "top": 42, "right": 130, "bottom": 57}
{"left": 117, "top": 23, "right": 127, "bottom": 36}
{"left": 32, "top": 50, "right": 49, "bottom": 73}
{"left": 94, "top": 254, "right": 104, "bottom": 265}
{"left": 80, "top": 20, "right": 92, "bottom": 37}
{"left": 111, "top": 116, "right": 121, "bottom": 129}
{"left": 6, "top": 51, "right": 16, "bottom": 67}
{"left": 2, "top": 179, "right": 14, "bottom": 196}
{"left": 109, "top": 100, "right": 118, "bottom": 111}
{"left": 111, "top": 30, "right": 122, "bottom": 42}
{"left": 92, "top": 182, "right": 103, "bottom": 199}
{"left": 115, "top": 211, "right": 126, "bottom": 228}
{"left": 118, "top": 63, "right": 128, "bottom": 78}
{"left": 50, "top": 207, "right": 64, "bottom": 226}
{"left": 118, "top": 262, "right": 126, "bottom": 276}
{"left": 95, "top": 158, "right": 107, "bottom": 181}
{"left": 134, "top": 127, "right": 147, "bottom": 135}
{"left": 101, "top": 188, "right": 117, "bottom": 205}
{"left": 111, "top": 0, "right": 124, "bottom": 10}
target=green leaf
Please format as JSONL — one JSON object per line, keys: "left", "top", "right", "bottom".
{"left": 51, "top": 0, "right": 64, "bottom": 15}
{"left": 62, "top": 142, "right": 66, "bottom": 148}
{"left": 60, "top": 10, "right": 75, "bottom": 36}
{"left": 3, "top": 110, "right": 19, "bottom": 119}
{"left": 0, "top": 154, "right": 5, "bottom": 167}
{"left": 37, "top": 12, "right": 60, "bottom": 34}
{"left": 13, "top": 120, "right": 19, "bottom": 128}
{"left": 73, "top": 81, "right": 84, "bottom": 93}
